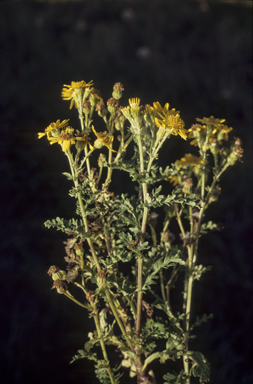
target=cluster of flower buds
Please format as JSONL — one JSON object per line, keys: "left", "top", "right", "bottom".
{"left": 227, "top": 137, "right": 244, "bottom": 165}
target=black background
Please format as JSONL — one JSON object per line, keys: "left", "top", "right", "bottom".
{"left": 0, "top": 1, "right": 252, "bottom": 383}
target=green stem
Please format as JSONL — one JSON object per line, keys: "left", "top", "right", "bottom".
{"left": 136, "top": 134, "right": 149, "bottom": 337}
{"left": 66, "top": 151, "right": 133, "bottom": 349}
{"left": 93, "top": 308, "right": 116, "bottom": 384}
{"left": 84, "top": 144, "right": 91, "bottom": 178}
{"left": 105, "top": 147, "right": 113, "bottom": 188}
{"left": 64, "top": 292, "right": 88, "bottom": 309}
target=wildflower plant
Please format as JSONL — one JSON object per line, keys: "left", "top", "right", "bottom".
{"left": 39, "top": 80, "right": 243, "bottom": 384}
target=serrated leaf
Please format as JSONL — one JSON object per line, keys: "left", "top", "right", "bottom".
{"left": 62, "top": 172, "right": 74, "bottom": 180}
{"left": 188, "top": 351, "right": 211, "bottom": 382}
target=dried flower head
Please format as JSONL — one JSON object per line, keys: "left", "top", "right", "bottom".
{"left": 47, "top": 265, "right": 60, "bottom": 276}
{"left": 52, "top": 280, "right": 67, "bottom": 294}
{"left": 86, "top": 290, "right": 96, "bottom": 303}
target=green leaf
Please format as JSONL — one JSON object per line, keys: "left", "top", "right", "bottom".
{"left": 143, "top": 251, "right": 184, "bottom": 291}
{"left": 163, "top": 372, "right": 177, "bottom": 383}
{"left": 62, "top": 172, "right": 74, "bottom": 180}
{"left": 188, "top": 351, "right": 211, "bottom": 383}
{"left": 70, "top": 349, "right": 98, "bottom": 364}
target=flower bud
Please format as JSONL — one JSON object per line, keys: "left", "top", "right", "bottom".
{"left": 86, "top": 290, "right": 96, "bottom": 303}
{"left": 52, "top": 270, "right": 67, "bottom": 281}
{"left": 47, "top": 265, "right": 59, "bottom": 276}
{"left": 210, "top": 139, "right": 219, "bottom": 156}
{"left": 227, "top": 145, "right": 244, "bottom": 165}
{"left": 162, "top": 230, "right": 175, "bottom": 244}
{"left": 107, "top": 97, "right": 119, "bottom": 115}
{"left": 96, "top": 101, "right": 108, "bottom": 118}
{"left": 74, "top": 243, "right": 84, "bottom": 257}
{"left": 112, "top": 82, "right": 124, "bottom": 100}
{"left": 82, "top": 100, "right": 91, "bottom": 115}
{"left": 217, "top": 130, "right": 225, "bottom": 142}
{"left": 52, "top": 280, "right": 67, "bottom": 294}
{"left": 182, "top": 178, "right": 193, "bottom": 194}
{"left": 98, "top": 153, "right": 107, "bottom": 168}
{"left": 94, "top": 139, "right": 103, "bottom": 149}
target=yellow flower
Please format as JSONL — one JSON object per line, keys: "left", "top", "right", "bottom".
{"left": 155, "top": 114, "right": 187, "bottom": 140}
{"left": 196, "top": 116, "right": 232, "bottom": 138}
{"left": 128, "top": 98, "right": 141, "bottom": 114}
{"left": 48, "top": 127, "right": 75, "bottom": 152}
{"left": 189, "top": 117, "right": 233, "bottom": 147}
{"left": 167, "top": 174, "right": 182, "bottom": 187}
{"left": 175, "top": 154, "right": 203, "bottom": 170}
{"left": 62, "top": 80, "right": 93, "bottom": 109}
{"left": 152, "top": 101, "right": 178, "bottom": 117}
{"left": 38, "top": 119, "right": 69, "bottom": 139}
{"left": 196, "top": 116, "right": 225, "bottom": 128}
{"left": 92, "top": 126, "right": 116, "bottom": 152}
{"left": 152, "top": 102, "right": 187, "bottom": 140}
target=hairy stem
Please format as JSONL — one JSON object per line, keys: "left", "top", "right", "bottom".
{"left": 136, "top": 134, "right": 149, "bottom": 337}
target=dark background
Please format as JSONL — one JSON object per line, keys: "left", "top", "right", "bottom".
{"left": 0, "top": 1, "right": 252, "bottom": 383}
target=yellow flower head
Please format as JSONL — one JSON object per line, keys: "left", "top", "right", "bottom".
{"left": 128, "top": 98, "right": 141, "bottom": 114}
{"left": 189, "top": 117, "right": 233, "bottom": 147}
{"left": 48, "top": 127, "right": 75, "bottom": 152}
{"left": 196, "top": 116, "right": 225, "bottom": 128}
{"left": 167, "top": 174, "right": 182, "bottom": 187}
{"left": 152, "top": 101, "right": 178, "bottom": 117}
{"left": 62, "top": 80, "right": 94, "bottom": 109}
{"left": 175, "top": 153, "right": 204, "bottom": 172}
{"left": 155, "top": 114, "right": 187, "bottom": 140}
{"left": 38, "top": 119, "right": 69, "bottom": 139}
{"left": 196, "top": 116, "right": 232, "bottom": 138}
{"left": 152, "top": 102, "right": 187, "bottom": 140}
{"left": 92, "top": 126, "right": 116, "bottom": 152}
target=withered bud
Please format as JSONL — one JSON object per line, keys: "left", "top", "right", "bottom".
{"left": 233, "top": 137, "right": 242, "bottom": 146}
{"left": 75, "top": 132, "right": 92, "bottom": 151}
{"left": 52, "top": 280, "right": 67, "bottom": 294}
{"left": 227, "top": 144, "right": 244, "bottom": 165}
{"left": 107, "top": 97, "right": 119, "bottom": 108}
{"left": 113, "top": 82, "right": 124, "bottom": 92}
{"left": 182, "top": 178, "right": 194, "bottom": 194}
{"left": 82, "top": 100, "right": 91, "bottom": 112}
{"left": 86, "top": 290, "right": 96, "bottom": 303}
{"left": 127, "top": 239, "right": 138, "bottom": 250}
{"left": 107, "top": 97, "right": 119, "bottom": 115}
{"left": 190, "top": 123, "right": 202, "bottom": 131}
{"left": 112, "top": 82, "right": 124, "bottom": 100}
{"left": 216, "top": 185, "right": 222, "bottom": 195}
{"left": 74, "top": 243, "right": 84, "bottom": 257}
{"left": 97, "top": 270, "right": 107, "bottom": 287}
{"left": 95, "top": 101, "right": 108, "bottom": 118}
{"left": 66, "top": 266, "right": 79, "bottom": 283}
{"left": 89, "top": 89, "right": 103, "bottom": 107}
{"left": 98, "top": 153, "right": 107, "bottom": 167}
{"left": 52, "top": 270, "right": 67, "bottom": 281}
{"left": 162, "top": 230, "right": 175, "bottom": 244}
{"left": 47, "top": 265, "right": 59, "bottom": 276}
{"left": 233, "top": 145, "right": 244, "bottom": 162}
